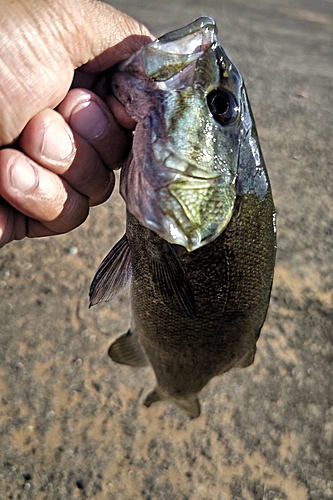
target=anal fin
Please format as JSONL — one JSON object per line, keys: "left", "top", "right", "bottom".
{"left": 108, "top": 330, "right": 148, "bottom": 367}
{"left": 234, "top": 345, "right": 256, "bottom": 368}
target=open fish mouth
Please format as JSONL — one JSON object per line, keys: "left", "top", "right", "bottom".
{"left": 112, "top": 17, "right": 245, "bottom": 251}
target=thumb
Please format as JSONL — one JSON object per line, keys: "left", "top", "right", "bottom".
{"left": 66, "top": 0, "right": 153, "bottom": 71}
{"left": 0, "top": 0, "right": 152, "bottom": 145}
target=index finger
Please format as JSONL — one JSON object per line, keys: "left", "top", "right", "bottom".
{"left": 57, "top": 89, "right": 132, "bottom": 170}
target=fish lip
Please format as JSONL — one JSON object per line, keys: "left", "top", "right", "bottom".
{"left": 116, "top": 17, "right": 218, "bottom": 83}
{"left": 142, "top": 17, "right": 217, "bottom": 81}
{"left": 147, "top": 16, "right": 217, "bottom": 55}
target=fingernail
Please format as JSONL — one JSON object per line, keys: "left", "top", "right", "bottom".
{"left": 42, "top": 121, "right": 74, "bottom": 161}
{"left": 10, "top": 157, "right": 37, "bottom": 192}
{"left": 70, "top": 100, "right": 108, "bottom": 140}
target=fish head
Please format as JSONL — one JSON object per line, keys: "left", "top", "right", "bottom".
{"left": 112, "top": 17, "right": 260, "bottom": 251}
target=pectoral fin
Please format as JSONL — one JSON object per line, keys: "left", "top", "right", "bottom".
{"left": 108, "top": 330, "right": 148, "bottom": 367}
{"left": 89, "top": 234, "right": 132, "bottom": 306}
{"left": 149, "top": 243, "right": 196, "bottom": 317}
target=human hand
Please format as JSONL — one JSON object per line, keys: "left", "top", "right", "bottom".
{"left": 0, "top": 0, "right": 152, "bottom": 247}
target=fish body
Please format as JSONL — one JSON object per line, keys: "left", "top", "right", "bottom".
{"left": 90, "top": 17, "right": 276, "bottom": 417}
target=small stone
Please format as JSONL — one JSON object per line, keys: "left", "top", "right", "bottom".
{"left": 295, "top": 88, "right": 308, "bottom": 98}
{"left": 76, "top": 479, "right": 84, "bottom": 490}
{"left": 68, "top": 246, "right": 78, "bottom": 255}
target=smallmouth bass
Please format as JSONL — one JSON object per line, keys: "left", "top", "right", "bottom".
{"left": 90, "top": 17, "right": 276, "bottom": 417}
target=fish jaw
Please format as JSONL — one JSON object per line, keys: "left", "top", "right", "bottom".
{"left": 116, "top": 16, "right": 217, "bottom": 85}
{"left": 112, "top": 17, "right": 250, "bottom": 251}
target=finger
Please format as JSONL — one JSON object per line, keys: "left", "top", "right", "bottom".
{"left": 0, "top": 1, "right": 152, "bottom": 146}
{"left": 19, "top": 108, "right": 115, "bottom": 206}
{"left": 19, "top": 108, "right": 77, "bottom": 173}
{"left": 74, "top": 3, "right": 153, "bottom": 72}
{"left": 106, "top": 95, "right": 137, "bottom": 130}
{"left": 57, "top": 88, "right": 132, "bottom": 170}
{"left": 0, "top": 199, "right": 19, "bottom": 247}
{"left": 71, "top": 69, "right": 99, "bottom": 90}
{"left": 0, "top": 149, "right": 89, "bottom": 234}
{"left": 0, "top": 198, "right": 59, "bottom": 248}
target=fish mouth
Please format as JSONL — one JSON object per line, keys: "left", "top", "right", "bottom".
{"left": 116, "top": 17, "right": 217, "bottom": 84}
{"left": 141, "top": 17, "right": 217, "bottom": 82}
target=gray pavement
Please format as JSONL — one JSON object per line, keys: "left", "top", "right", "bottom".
{"left": 1, "top": 0, "right": 333, "bottom": 498}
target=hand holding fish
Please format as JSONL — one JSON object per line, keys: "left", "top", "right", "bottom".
{"left": 0, "top": 0, "right": 152, "bottom": 247}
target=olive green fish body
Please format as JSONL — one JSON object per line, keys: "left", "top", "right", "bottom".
{"left": 90, "top": 17, "right": 276, "bottom": 417}
{"left": 126, "top": 186, "right": 275, "bottom": 416}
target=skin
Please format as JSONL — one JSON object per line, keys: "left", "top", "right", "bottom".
{"left": 0, "top": 0, "right": 152, "bottom": 247}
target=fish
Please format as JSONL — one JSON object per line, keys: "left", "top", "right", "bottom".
{"left": 89, "top": 17, "right": 277, "bottom": 418}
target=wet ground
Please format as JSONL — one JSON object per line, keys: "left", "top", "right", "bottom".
{"left": 1, "top": 0, "right": 333, "bottom": 498}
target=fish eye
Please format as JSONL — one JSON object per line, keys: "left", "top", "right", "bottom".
{"left": 207, "top": 89, "right": 237, "bottom": 126}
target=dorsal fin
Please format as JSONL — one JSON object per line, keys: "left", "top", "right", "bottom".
{"left": 89, "top": 234, "right": 132, "bottom": 306}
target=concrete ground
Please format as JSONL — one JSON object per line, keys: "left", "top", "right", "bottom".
{"left": 1, "top": 0, "right": 333, "bottom": 498}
